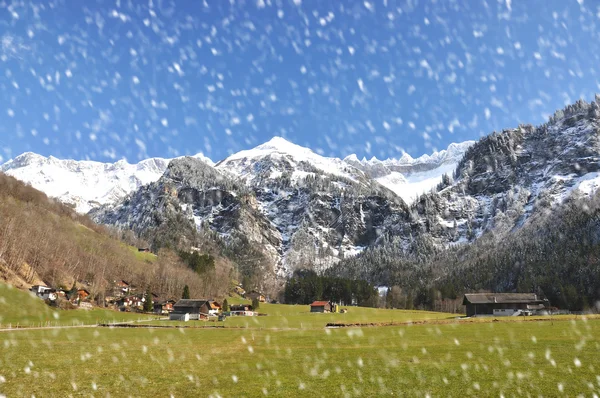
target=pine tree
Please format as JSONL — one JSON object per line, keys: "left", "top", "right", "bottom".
{"left": 182, "top": 285, "right": 190, "bottom": 299}
{"left": 143, "top": 289, "right": 153, "bottom": 312}
{"left": 222, "top": 299, "right": 229, "bottom": 312}
{"left": 251, "top": 297, "right": 260, "bottom": 312}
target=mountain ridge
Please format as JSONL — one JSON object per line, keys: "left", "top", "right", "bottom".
{"left": 0, "top": 139, "right": 473, "bottom": 212}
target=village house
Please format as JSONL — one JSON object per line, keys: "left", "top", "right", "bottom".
{"left": 208, "top": 301, "right": 222, "bottom": 316}
{"left": 76, "top": 288, "right": 90, "bottom": 301}
{"left": 30, "top": 285, "right": 58, "bottom": 301}
{"left": 114, "top": 280, "right": 130, "bottom": 296}
{"left": 310, "top": 301, "right": 333, "bottom": 313}
{"left": 117, "top": 295, "right": 145, "bottom": 310}
{"left": 153, "top": 299, "right": 176, "bottom": 315}
{"left": 233, "top": 285, "right": 246, "bottom": 296}
{"left": 462, "top": 293, "right": 549, "bottom": 317}
{"left": 246, "top": 291, "right": 266, "bottom": 302}
{"left": 228, "top": 304, "right": 256, "bottom": 316}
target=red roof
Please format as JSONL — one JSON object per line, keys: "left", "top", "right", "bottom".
{"left": 310, "top": 301, "right": 329, "bottom": 307}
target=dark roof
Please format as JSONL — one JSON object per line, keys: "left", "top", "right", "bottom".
{"left": 310, "top": 301, "right": 330, "bottom": 307}
{"left": 230, "top": 304, "right": 252, "bottom": 311}
{"left": 463, "top": 293, "right": 545, "bottom": 305}
{"left": 173, "top": 299, "right": 209, "bottom": 310}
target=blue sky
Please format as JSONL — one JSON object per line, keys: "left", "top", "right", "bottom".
{"left": 1, "top": 0, "right": 599, "bottom": 164}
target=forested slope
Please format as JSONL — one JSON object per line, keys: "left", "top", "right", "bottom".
{"left": 0, "top": 173, "right": 231, "bottom": 302}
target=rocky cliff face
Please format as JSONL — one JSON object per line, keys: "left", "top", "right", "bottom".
{"left": 408, "top": 98, "right": 600, "bottom": 247}
{"left": 336, "top": 97, "right": 600, "bottom": 287}
{"left": 90, "top": 140, "right": 411, "bottom": 283}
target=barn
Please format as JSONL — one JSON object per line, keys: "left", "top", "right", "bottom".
{"left": 171, "top": 299, "right": 211, "bottom": 320}
{"left": 462, "top": 293, "right": 548, "bottom": 317}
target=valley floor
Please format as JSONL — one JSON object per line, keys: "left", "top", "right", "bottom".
{"left": 1, "top": 310, "right": 599, "bottom": 396}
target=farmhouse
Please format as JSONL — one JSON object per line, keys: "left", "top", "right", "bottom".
{"left": 153, "top": 299, "right": 176, "bottom": 315}
{"left": 170, "top": 299, "right": 213, "bottom": 320}
{"left": 463, "top": 293, "right": 548, "bottom": 317}
{"left": 117, "top": 295, "right": 145, "bottom": 309}
{"left": 310, "top": 301, "right": 332, "bottom": 313}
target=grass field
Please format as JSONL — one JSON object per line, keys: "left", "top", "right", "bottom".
{"left": 151, "top": 301, "right": 457, "bottom": 329}
{"left": 2, "top": 287, "right": 599, "bottom": 396}
{"left": 0, "top": 283, "right": 153, "bottom": 328}
{"left": 1, "top": 317, "right": 599, "bottom": 396}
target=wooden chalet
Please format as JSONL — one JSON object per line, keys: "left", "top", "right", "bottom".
{"left": 153, "top": 299, "right": 176, "bottom": 315}
{"left": 462, "top": 293, "right": 548, "bottom": 317}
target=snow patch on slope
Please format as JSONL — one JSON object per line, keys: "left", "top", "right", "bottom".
{"left": 378, "top": 162, "right": 459, "bottom": 203}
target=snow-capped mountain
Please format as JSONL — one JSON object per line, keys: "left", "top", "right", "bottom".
{"left": 91, "top": 138, "right": 410, "bottom": 281}
{"left": 0, "top": 152, "right": 214, "bottom": 213}
{"left": 4, "top": 98, "right": 600, "bottom": 292}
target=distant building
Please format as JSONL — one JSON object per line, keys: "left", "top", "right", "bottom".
{"left": 169, "top": 312, "right": 189, "bottom": 321}
{"left": 228, "top": 304, "right": 256, "bottom": 316}
{"left": 246, "top": 291, "right": 266, "bottom": 302}
{"left": 153, "top": 299, "right": 176, "bottom": 315}
{"left": 117, "top": 295, "right": 145, "bottom": 309}
{"left": 233, "top": 285, "right": 246, "bottom": 296}
{"left": 76, "top": 289, "right": 90, "bottom": 301}
{"left": 207, "top": 301, "right": 221, "bottom": 315}
{"left": 462, "top": 293, "right": 548, "bottom": 317}
{"left": 171, "top": 299, "right": 214, "bottom": 320}
{"left": 30, "top": 285, "right": 57, "bottom": 301}
{"left": 310, "top": 301, "right": 332, "bottom": 313}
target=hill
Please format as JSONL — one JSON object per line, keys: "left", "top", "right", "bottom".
{"left": 0, "top": 172, "right": 232, "bottom": 305}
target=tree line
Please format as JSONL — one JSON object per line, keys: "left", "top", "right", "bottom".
{"left": 283, "top": 269, "right": 378, "bottom": 307}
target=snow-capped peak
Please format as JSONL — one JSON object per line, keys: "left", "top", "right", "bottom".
{"left": 218, "top": 136, "right": 363, "bottom": 184}
{"left": 343, "top": 154, "right": 360, "bottom": 163}
{"left": 224, "top": 136, "right": 319, "bottom": 162}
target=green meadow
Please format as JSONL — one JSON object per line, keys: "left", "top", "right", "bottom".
{"left": 153, "top": 301, "right": 456, "bottom": 330}
{"left": 1, "top": 285, "right": 599, "bottom": 396}
{"left": 1, "top": 316, "right": 599, "bottom": 397}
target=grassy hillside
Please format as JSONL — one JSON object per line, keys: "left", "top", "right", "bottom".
{"left": 1, "top": 317, "right": 598, "bottom": 396}
{"left": 128, "top": 246, "right": 157, "bottom": 263}
{"left": 0, "top": 283, "right": 153, "bottom": 327}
